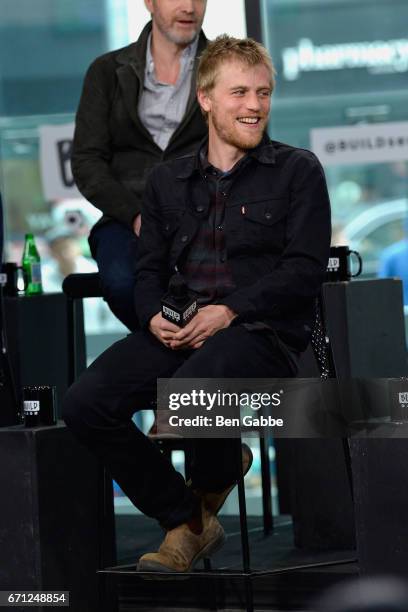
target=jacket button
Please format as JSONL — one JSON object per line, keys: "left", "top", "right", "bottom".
{"left": 196, "top": 205, "right": 205, "bottom": 213}
{"left": 265, "top": 212, "right": 272, "bottom": 220}
{"left": 217, "top": 225, "right": 223, "bottom": 231}
{"left": 164, "top": 224, "right": 170, "bottom": 231}
{"left": 181, "top": 235, "right": 188, "bottom": 243}
{"left": 220, "top": 255, "right": 226, "bottom": 263}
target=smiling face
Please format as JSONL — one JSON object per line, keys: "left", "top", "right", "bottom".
{"left": 198, "top": 59, "right": 272, "bottom": 152}
{"left": 145, "top": 0, "right": 207, "bottom": 46}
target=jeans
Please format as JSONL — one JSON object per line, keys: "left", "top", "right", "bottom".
{"left": 62, "top": 325, "right": 297, "bottom": 530}
{"left": 89, "top": 221, "right": 139, "bottom": 331}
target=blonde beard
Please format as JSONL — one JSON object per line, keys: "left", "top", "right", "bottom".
{"left": 211, "top": 114, "right": 266, "bottom": 151}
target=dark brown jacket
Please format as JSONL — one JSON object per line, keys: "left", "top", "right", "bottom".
{"left": 71, "top": 22, "right": 208, "bottom": 229}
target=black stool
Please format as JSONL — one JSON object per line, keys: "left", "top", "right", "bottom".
{"left": 62, "top": 272, "right": 354, "bottom": 611}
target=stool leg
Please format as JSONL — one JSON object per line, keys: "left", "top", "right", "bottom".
{"left": 202, "top": 559, "right": 218, "bottom": 610}
{"left": 244, "top": 575, "right": 254, "bottom": 612}
{"left": 67, "top": 296, "right": 75, "bottom": 386}
{"left": 236, "top": 436, "right": 254, "bottom": 609}
{"left": 184, "top": 442, "right": 194, "bottom": 482}
{"left": 236, "top": 437, "right": 251, "bottom": 573}
{"left": 97, "top": 469, "right": 117, "bottom": 611}
{"left": 343, "top": 437, "right": 354, "bottom": 501}
{"left": 259, "top": 434, "right": 273, "bottom": 535}
{"left": 98, "top": 468, "right": 116, "bottom": 568}
{"left": 203, "top": 558, "right": 212, "bottom": 571}
{"left": 98, "top": 571, "right": 118, "bottom": 612}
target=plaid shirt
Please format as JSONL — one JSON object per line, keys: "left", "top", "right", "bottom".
{"left": 181, "top": 149, "right": 251, "bottom": 304}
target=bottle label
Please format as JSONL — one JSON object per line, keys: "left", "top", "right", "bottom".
{"left": 24, "top": 400, "right": 40, "bottom": 415}
{"left": 30, "top": 263, "right": 42, "bottom": 284}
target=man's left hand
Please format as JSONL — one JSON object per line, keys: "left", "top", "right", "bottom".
{"left": 169, "top": 305, "right": 237, "bottom": 350}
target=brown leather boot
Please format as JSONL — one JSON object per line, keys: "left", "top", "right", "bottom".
{"left": 192, "top": 443, "right": 254, "bottom": 515}
{"left": 137, "top": 502, "right": 225, "bottom": 573}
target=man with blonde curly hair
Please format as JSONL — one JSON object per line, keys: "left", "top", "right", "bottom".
{"left": 63, "top": 36, "right": 331, "bottom": 573}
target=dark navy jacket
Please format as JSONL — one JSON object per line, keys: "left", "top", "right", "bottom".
{"left": 135, "top": 136, "right": 332, "bottom": 351}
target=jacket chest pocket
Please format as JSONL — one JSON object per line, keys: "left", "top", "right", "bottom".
{"left": 161, "top": 209, "right": 184, "bottom": 237}
{"left": 227, "top": 199, "right": 288, "bottom": 251}
{"left": 161, "top": 209, "right": 191, "bottom": 268}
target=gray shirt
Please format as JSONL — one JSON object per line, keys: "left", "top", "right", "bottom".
{"left": 138, "top": 34, "right": 198, "bottom": 151}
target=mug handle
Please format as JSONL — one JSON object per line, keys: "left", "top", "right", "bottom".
{"left": 349, "top": 250, "right": 362, "bottom": 277}
{"left": 17, "top": 266, "right": 25, "bottom": 292}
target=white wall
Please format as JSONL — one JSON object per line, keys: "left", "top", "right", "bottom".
{"left": 126, "top": 0, "right": 247, "bottom": 42}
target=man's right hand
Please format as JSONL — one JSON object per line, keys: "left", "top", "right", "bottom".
{"left": 133, "top": 213, "right": 142, "bottom": 236}
{"left": 149, "top": 312, "right": 180, "bottom": 347}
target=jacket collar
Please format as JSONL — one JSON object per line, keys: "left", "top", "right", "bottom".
{"left": 116, "top": 22, "right": 207, "bottom": 77}
{"left": 249, "top": 134, "right": 277, "bottom": 165}
{"left": 176, "top": 133, "right": 276, "bottom": 180}
{"left": 115, "top": 22, "right": 207, "bottom": 145}
{"left": 165, "top": 29, "right": 207, "bottom": 148}
{"left": 116, "top": 21, "right": 152, "bottom": 73}
{"left": 114, "top": 22, "right": 153, "bottom": 140}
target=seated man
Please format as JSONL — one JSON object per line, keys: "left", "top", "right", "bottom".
{"left": 63, "top": 35, "right": 331, "bottom": 573}
{"left": 71, "top": 0, "right": 208, "bottom": 331}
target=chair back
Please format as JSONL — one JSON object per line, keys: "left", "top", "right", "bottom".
{"left": 62, "top": 272, "right": 102, "bottom": 300}
{"left": 310, "top": 295, "right": 336, "bottom": 379}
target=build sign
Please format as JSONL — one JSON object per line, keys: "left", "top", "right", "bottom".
{"left": 310, "top": 121, "right": 408, "bottom": 166}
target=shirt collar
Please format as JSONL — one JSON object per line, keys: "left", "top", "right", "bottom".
{"left": 145, "top": 33, "right": 199, "bottom": 79}
{"left": 177, "top": 134, "right": 276, "bottom": 180}
{"left": 199, "top": 145, "right": 249, "bottom": 178}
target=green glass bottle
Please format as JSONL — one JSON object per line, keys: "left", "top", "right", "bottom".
{"left": 22, "top": 233, "right": 43, "bottom": 296}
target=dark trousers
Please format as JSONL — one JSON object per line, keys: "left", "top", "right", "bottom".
{"left": 62, "top": 325, "right": 297, "bottom": 529}
{"left": 89, "top": 220, "right": 139, "bottom": 331}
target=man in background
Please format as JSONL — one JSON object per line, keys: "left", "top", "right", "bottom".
{"left": 72, "top": 0, "right": 208, "bottom": 330}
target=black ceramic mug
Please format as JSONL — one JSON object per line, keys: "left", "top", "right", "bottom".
{"left": 327, "top": 246, "right": 362, "bottom": 282}
{"left": 389, "top": 378, "right": 408, "bottom": 423}
{"left": 0, "top": 262, "right": 23, "bottom": 296}
{"left": 23, "top": 385, "right": 57, "bottom": 427}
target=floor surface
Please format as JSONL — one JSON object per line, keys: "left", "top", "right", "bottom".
{"left": 108, "top": 515, "right": 357, "bottom": 611}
